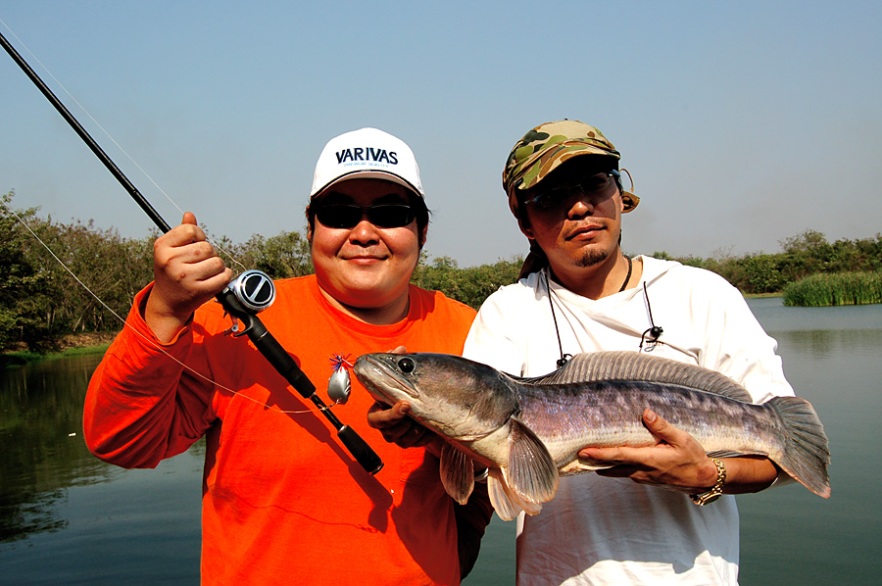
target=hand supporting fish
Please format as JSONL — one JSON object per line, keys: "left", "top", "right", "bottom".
{"left": 367, "top": 400, "right": 435, "bottom": 449}
{"left": 578, "top": 407, "right": 780, "bottom": 495}
{"left": 357, "top": 351, "right": 831, "bottom": 521}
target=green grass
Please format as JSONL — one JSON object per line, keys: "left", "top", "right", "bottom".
{"left": 56, "top": 344, "right": 112, "bottom": 357}
{"left": 782, "top": 271, "right": 882, "bottom": 307}
{"left": 1, "top": 341, "right": 111, "bottom": 368}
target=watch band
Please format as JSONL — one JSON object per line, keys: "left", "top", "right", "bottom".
{"left": 690, "top": 458, "right": 727, "bottom": 506}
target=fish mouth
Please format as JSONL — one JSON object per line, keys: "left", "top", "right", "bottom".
{"left": 353, "top": 355, "right": 420, "bottom": 402}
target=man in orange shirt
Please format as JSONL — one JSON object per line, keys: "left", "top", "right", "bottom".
{"left": 84, "top": 127, "right": 492, "bottom": 585}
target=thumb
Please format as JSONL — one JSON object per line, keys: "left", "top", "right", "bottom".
{"left": 181, "top": 211, "right": 198, "bottom": 226}
{"left": 642, "top": 409, "right": 676, "bottom": 442}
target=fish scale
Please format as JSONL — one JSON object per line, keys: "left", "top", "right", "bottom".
{"left": 518, "top": 380, "right": 785, "bottom": 472}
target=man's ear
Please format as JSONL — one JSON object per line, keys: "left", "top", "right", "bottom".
{"left": 305, "top": 206, "right": 314, "bottom": 242}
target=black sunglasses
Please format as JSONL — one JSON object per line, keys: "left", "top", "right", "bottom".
{"left": 524, "top": 170, "right": 621, "bottom": 211}
{"left": 315, "top": 204, "right": 416, "bottom": 229}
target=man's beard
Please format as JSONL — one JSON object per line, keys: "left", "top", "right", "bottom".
{"left": 576, "top": 247, "right": 611, "bottom": 268}
{"left": 575, "top": 227, "right": 621, "bottom": 268}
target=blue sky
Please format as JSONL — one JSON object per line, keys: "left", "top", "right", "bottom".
{"left": 2, "top": 1, "right": 880, "bottom": 267}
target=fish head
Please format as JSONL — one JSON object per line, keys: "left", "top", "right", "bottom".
{"left": 353, "top": 352, "right": 519, "bottom": 441}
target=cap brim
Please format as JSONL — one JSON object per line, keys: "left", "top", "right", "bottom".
{"left": 311, "top": 170, "right": 423, "bottom": 199}
{"left": 512, "top": 144, "right": 620, "bottom": 193}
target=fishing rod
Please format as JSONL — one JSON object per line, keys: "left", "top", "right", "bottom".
{"left": 1, "top": 30, "right": 383, "bottom": 475}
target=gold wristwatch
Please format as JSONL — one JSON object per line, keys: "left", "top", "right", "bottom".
{"left": 690, "top": 458, "right": 727, "bottom": 506}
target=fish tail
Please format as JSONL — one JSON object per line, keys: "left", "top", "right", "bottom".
{"left": 770, "top": 396, "right": 831, "bottom": 498}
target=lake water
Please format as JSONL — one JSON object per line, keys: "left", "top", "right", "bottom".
{"left": 1, "top": 298, "right": 880, "bottom": 585}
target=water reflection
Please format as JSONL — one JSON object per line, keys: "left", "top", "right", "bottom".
{"left": 776, "top": 328, "right": 881, "bottom": 358}
{"left": 736, "top": 299, "right": 882, "bottom": 586}
{"left": 0, "top": 355, "right": 109, "bottom": 543}
{"left": 2, "top": 301, "right": 881, "bottom": 585}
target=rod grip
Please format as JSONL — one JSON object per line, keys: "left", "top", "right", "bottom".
{"left": 338, "top": 425, "right": 384, "bottom": 475}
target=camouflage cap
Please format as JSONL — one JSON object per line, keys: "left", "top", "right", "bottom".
{"left": 503, "top": 119, "right": 639, "bottom": 212}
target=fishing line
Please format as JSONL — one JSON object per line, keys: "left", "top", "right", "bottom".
{"left": 1, "top": 26, "right": 383, "bottom": 473}
{"left": 2, "top": 202, "right": 322, "bottom": 416}
{"left": 0, "top": 18, "right": 285, "bottom": 405}
{"left": 0, "top": 17, "right": 246, "bottom": 272}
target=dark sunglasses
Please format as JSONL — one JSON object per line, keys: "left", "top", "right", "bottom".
{"left": 315, "top": 204, "right": 416, "bottom": 229}
{"left": 524, "top": 170, "right": 620, "bottom": 211}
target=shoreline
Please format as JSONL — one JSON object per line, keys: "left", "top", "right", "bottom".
{"left": 1, "top": 332, "right": 117, "bottom": 367}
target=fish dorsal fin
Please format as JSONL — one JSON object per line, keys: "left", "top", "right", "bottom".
{"left": 439, "top": 443, "right": 475, "bottom": 505}
{"left": 502, "top": 417, "right": 559, "bottom": 505}
{"left": 487, "top": 469, "right": 542, "bottom": 521}
{"left": 520, "top": 351, "right": 753, "bottom": 402}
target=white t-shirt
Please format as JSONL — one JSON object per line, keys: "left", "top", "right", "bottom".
{"left": 463, "top": 256, "right": 794, "bottom": 585}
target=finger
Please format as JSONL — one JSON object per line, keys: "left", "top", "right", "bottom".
{"left": 368, "top": 402, "right": 435, "bottom": 448}
{"left": 367, "top": 401, "right": 411, "bottom": 429}
{"left": 578, "top": 446, "right": 624, "bottom": 464}
{"left": 164, "top": 213, "right": 209, "bottom": 248}
{"left": 159, "top": 250, "right": 228, "bottom": 291}
{"left": 156, "top": 225, "right": 205, "bottom": 255}
{"left": 193, "top": 263, "right": 234, "bottom": 293}
{"left": 187, "top": 252, "right": 229, "bottom": 280}
{"left": 580, "top": 444, "right": 657, "bottom": 468}
{"left": 642, "top": 409, "right": 688, "bottom": 446}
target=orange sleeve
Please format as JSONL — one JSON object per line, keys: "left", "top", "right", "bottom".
{"left": 83, "top": 283, "right": 216, "bottom": 468}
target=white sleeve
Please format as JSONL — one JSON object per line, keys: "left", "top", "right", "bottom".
{"left": 696, "top": 276, "right": 795, "bottom": 403}
{"left": 463, "top": 290, "right": 527, "bottom": 376}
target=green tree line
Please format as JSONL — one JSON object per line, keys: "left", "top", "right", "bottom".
{"left": 2, "top": 190, "right": 881, "bottom": 353}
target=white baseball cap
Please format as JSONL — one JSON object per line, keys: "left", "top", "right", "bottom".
{"left": 309, "top": 127, "right": 425, "bottom": 198}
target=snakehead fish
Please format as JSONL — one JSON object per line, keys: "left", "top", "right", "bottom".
{"left": 353, "top": 351, "right": 830, "bottom": 521}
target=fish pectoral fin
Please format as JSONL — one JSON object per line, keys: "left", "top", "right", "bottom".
{"left": 439, "top": 443, "right": 475, "bottom": 505}
{"left": 488, "top": 470, "right": 542, "bottom": 521}
{"left": 505, "top": 418, "right": 559, "bottom": 505}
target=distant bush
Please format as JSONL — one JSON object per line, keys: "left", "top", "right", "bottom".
{"left": 4, "top": 186, "right": 882, "bottom": 353}
{"left": 782, "top": 272, "right": 882, "bottom": 307}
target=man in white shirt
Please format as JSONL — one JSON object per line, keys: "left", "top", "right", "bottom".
{"left": 462, "top": 119, "right": 794, "bottom": 585}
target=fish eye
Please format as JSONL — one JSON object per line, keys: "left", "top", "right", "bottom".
{"left": 397, "top": 357, "right": 415, "bottom": 373}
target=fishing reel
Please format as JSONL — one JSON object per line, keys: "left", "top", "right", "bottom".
{"left": 230, "top": 269, "right": 276, "bottom": 313}
{"left": 221, "top": 270, "right": 276, "bottom": 337}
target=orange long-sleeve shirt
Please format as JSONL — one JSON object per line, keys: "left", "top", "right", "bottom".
{"left": 84, "top": 275, "right": 492, "bottom": 585}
